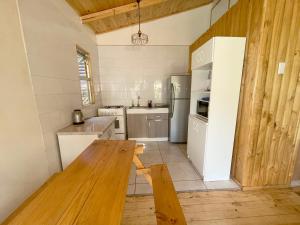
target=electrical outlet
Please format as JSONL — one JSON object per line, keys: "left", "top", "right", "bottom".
{"left": 278, "top": 62, "right": 286, "bottom": 75}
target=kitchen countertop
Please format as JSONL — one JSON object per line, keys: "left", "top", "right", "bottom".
{"left": 190, "top": 114, "right": 208, "bottom": 123}
{"left": 126, "top": 107, "right": 169, "bottom": 114}
{"left": 57, "top": 116, "right": 116, "bottom": 135}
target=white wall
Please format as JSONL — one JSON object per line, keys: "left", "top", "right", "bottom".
{"left": 96, "top": 5, "right": 212, "bottom": 46}
{"left": 0, "top": 0, "right": 49, "bottom": 221}
{"left": 98, "top": 46, "right": 189, "bottom": 106}
{"left": 18, "top": 0, "right": 101, "bottom": 173}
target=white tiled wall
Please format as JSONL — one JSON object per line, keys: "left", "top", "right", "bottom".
{"left": 98, "top": 46, "right": 189, "bottom": 106}
{"left": 18, "top": 0, "right": 101, "bottom": 173}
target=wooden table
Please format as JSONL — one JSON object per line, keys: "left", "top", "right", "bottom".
{"left": 3, "top": 140, "right": 136, "bottom": 225}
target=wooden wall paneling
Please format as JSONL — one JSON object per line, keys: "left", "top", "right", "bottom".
{"left": 235, "top": 0, "right": 300, "bottom": 187}
{"left": 280, "top": 0, "right": 300, "bottom": 184}
{"left": 248, "top": 0, "right": 278, "bottom": 187}
{"left": 269, "top": 0, "right": 298, "bottom": 185}
{"left": 250, "top": 0, "right": 286, "bottom": 187}
{"left": 255, "top": 0, "right": 286, "bottom": 187}
{"left": 234, "top": 0, "right": 266, "bottom": 186}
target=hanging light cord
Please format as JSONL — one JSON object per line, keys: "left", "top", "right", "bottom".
{"left": 137, "top": 0, "right": 141, "bottom": 36}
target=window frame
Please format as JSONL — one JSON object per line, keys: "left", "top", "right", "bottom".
{"left": 76, "top": 46, "right": 95, "bottom": 106}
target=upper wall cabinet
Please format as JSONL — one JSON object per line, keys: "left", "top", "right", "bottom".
{"left": 191, "top": 38, "right": 214, "bottom": 70}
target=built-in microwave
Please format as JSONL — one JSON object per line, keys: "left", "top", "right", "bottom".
{"left": 197, "top": 99, "right": 209, "bottom": 118}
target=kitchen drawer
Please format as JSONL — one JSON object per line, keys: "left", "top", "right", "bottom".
{"left": 146, "top": 113, "right": 168, "bottom": 120}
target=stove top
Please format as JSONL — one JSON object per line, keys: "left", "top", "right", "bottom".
{"left": 103, "top": 105, "right": 124, "bottom": 109}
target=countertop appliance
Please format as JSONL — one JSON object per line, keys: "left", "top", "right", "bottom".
{"left": 72, "top": 109, "right": 84, "bottom": 124}
{"left": 98, "top": 106, "right": 126, "bottom": 140}
{"left": 169, "top": 75, "right": 191, "bottom": 143}
{"left": 197, "top": 98, "right": 209, "bottom": 118}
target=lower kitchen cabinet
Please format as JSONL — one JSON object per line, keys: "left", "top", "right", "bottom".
{"left": 58, "top": 123, "right": 115, "bottom": 170}
{"left": 127, "top": 114, "right": 148, "bottom": 138}
{"left": 187, "top": 115, "right": 207, "bottom": 178}
{"left": 147, "top": 118, "right": 168, "bottom": 138}
{"left": 127, "top": 113, "right": 168, "bottom": 140}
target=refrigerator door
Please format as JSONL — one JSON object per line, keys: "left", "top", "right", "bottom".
{"left": 171, "top": 75, "right": 191, "bottom": 99}
{"left": 170, "top": 99, "right": 190, "bottom": 143}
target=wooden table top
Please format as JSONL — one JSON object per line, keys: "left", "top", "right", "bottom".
{"left": 3, "top": 140, "right": 136, "bottom": 225}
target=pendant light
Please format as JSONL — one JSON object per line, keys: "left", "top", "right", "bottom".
{"left": 131, "top": 0, "right": 149, "bottom": 45}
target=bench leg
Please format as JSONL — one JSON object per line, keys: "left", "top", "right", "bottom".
{"left": 133, "top": 146, "right": 152, "bottom": 186}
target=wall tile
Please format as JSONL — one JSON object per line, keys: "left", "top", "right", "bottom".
{"left": 98, "top": 46, "right": 188, "bottom": 106}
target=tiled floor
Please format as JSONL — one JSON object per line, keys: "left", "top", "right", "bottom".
{"left": 127, "top": 141, "right": 240, "bottom": 195}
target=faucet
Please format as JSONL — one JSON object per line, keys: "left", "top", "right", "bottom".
{"left": 137, "top": 96, "right": 140, "bottom": 107}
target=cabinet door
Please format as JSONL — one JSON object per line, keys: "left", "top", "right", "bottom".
{"left": 187, "top": 116, "right": 207, "bottom": 177}
{"left": 58, "top": 134, "right": 98, "bottom": 170}
{"left": 148, "top": 119, "right": 168, "bottom": 138}
{"left": 191, "top": 38, "right": 214, "bottom": 70}
{"left": 127, "top": 114, "right": 148, "bottom": 138}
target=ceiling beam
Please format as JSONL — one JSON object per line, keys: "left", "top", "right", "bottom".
{"left": 81, "top": 0, "right": 168, "bottom": 24}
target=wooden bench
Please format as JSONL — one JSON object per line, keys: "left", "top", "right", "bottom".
{"left": 151, "top": 164, "right": 187, "bottom": 225}
{"left": 133, "top": 146, "right": 187, "bottom": 225}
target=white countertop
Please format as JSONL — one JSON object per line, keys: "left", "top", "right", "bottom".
{"left": 190, "top": 114, "right": 208, "bottom": 123}
{"left": 57, "top": 116, "right": 116, "bottom": 135}
{"left": 126, "top": 107, "right": 169, "bottom": 114}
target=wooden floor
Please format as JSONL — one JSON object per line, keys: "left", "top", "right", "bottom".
{"left": 122, "top": 188, "right": 300, "bottom": 225}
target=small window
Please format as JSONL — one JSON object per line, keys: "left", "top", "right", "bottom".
{"left": 76, "top": 47, "right": 95, "bottom": 105}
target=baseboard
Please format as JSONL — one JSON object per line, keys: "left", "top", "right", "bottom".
{"left": 241, "top": 184, "right": 289, "bottom": 191}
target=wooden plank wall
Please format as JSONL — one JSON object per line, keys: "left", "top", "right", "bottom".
{"left": 189, "top": 0, "right": 300, "bottom": 188}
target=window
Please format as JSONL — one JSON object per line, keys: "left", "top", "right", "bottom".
{"left": 76, "top": 47, "right": 95, "bottom": 105}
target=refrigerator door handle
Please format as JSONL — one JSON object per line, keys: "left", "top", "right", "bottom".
{"left": 170, "top": 83, "right": 175, "bottom": 118}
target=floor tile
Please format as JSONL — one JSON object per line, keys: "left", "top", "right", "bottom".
{"left": 138, "top": 151, "right": 163, "bottom": 164}
{"left": 204, "top": 180, "right": 240, "bottom": 190}
{"left": 174, "top": 180, "right": 206, "bottom": 192}
{"left": 137, "top": 141, "right": 159, "bottom": 152}
{"left": 135, "top": 183, "right": 153, "bottom": 195}
{"left": 127, "top": 184, "right": 135, "bottom": 195}
{"left": 135, "top": 172, "right": 153, "bottom": 184}
{"left": 128, "top": 164, "right": 136, "bottom": 185}
{"left": 160, "top": 147, "right": 188, "bottom": 163}
{"left": 166, "top": 161, "right": 201, "bottom": 181}
{"left": 130, "top": 141, "right": 205, "bottom": 194}
{"left": 158, "top": 142, "right": 181, "bottom": 151}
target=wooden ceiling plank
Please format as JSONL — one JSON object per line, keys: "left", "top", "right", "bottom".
{"left": 81, "top": 0, "right": 168, "bottom": 24}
